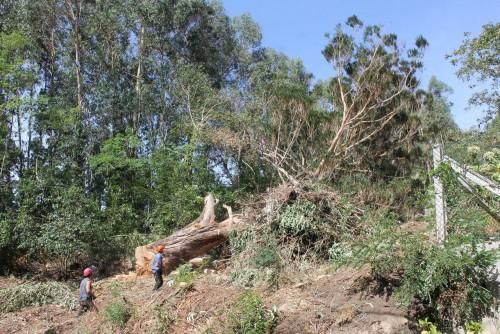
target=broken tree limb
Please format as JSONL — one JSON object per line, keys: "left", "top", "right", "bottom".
{"left": 135, "top": 194, "right": 242, "bottom": 276}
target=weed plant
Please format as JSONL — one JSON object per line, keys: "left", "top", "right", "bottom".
{"left": 174, "top": 263, "right": 196, "bottom": 290}
{"left": 229, "top": 290, "right": 277, "bottom": 334}
{"left": 104, "top": 300, "right": 130, "bottom": 329}
{"left": 153, "top": 304, "right": 174, "bottom": 333}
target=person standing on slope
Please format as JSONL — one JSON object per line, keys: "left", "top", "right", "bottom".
{"left": 79, "top": 267, "right": 96, "bottom": 314}
{"left": 151, "top": 245, "right": 165, "bottom": 291}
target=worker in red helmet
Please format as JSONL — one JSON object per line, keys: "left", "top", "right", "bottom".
{"left": 151, "top": 245, "right": 166, "bottom": 291}
{"left": 79, "top": 267, "right": 96, "bottom": 314}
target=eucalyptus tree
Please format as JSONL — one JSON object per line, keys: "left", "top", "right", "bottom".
{"left": 420, "top": 76, "right": 458, "bottom": 142}
{"left": 314, "top": 16, "right": 429, "bottom": 179}
{"left": 449, "top": 23, "right": 499, "bottom": 123}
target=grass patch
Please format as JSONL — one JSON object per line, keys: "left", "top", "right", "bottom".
{"left": 0, "top": 281, "right": 77, "bottom": 313}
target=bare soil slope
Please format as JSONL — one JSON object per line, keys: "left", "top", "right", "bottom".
{"left": 0, "top": 265, "right": 412, "bottom": 334}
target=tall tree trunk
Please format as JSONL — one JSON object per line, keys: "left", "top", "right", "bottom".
{"left": 0, "top": 116, "right": 13, "bottom": 178}
{"left": 133, "top": 23, "right": 145, "bottom": 133}
{"left": 16, "top": 109, "right": 23, "bottom": 177}
{"left": 27, "top": 112, "right": 32, "bottom": 170}
{"left": 65, "top": 0, "right": 83, "bottom": 110}
{"left": 27, "top": 89, "right": 33, "bottom": 170}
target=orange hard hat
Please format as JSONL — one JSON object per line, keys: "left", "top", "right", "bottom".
{"left": 156, "top": 245, "right": 165, "bottom": 252}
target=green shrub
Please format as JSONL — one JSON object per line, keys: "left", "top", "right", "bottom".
{"left": 277, "top": 200, "right": 319, "bottom": 236}
{"left": 109, "top": 281, "right": 125, "bottom": 298}
{"left": 174, "top": 264, "right": 196, "bottom": 290}
{"left": 397, "top": 242, "right": 496, "bottom": 327}
{"left": 153, "top": 304, "right": 174, "bottom": 333}
{"left": 229, "top": 291, "right": 277, "bottom": 334}
{"left": 0, "top": 281, "right": 77, "bottom": 313}
{"left": 328, "top": 242, "right": 352, "bottom": 265}
{"left": 104, "top": 301, "right": 130, "bottom": 329}
{"left": 254, "top": 244, "right": 280, "bottom": 269}
{"left": 274, "top": 198, "right": 348, "bottom": 256}
{"left": 336, "top": 211, "right": 497, "bottom": 329}
{"left": 465, "top": 321, "right": 484, "bottom": 334}
{"left": 229, "top": 229, "right": 254, "bottom": 254}
{"left": 230, "top": 265, "right": 278, "bottom": 288}
{"left": 418, "top": 318, "right": 442, "bottom": 334}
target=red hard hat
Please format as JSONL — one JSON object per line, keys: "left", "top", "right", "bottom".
{"left": 83, "top": 267, "right": 93, "bottom": 277}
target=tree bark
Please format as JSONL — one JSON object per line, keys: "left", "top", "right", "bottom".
{"left": 16, "top": 109, "right": 23, "bottom": 177}
{"left": 133, "top": 23, "right": 144, "bottom": 133}
{"left": 134, "top": 194, "right": 242, "bottom": 276}
{"left": 65, "top": 0, "right": 83, "bottom": 110}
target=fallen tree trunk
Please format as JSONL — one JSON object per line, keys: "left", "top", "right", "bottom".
{"left": 135, "top": 194, "right": 241, "bottom": 276}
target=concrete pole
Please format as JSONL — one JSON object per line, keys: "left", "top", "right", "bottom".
{"left": 433, "top": 143, "right": 447, "bottom": 244}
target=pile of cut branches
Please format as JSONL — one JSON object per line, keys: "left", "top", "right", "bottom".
{"left": 0, "top": 281, "right": 77, "bottom": 313}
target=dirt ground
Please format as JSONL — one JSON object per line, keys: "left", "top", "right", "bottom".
{"left": 0, "top": 264, "right": 415, "bottom": 334}
{"left": 269, "top": 267, "right": 409, "bottom": 334}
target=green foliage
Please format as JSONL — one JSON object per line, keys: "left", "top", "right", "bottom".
{"left": 396, "top": 242, "right": 495, "bottom": 325}
{"left": 448, "top": 23, "right": 499, "bottom": 122}
{"left": 274, "top": 197, "right": 356, "bottom": 254}
{"left": 104, "top": 301, "right": 131, "bottom": 329}
{"left": 229, "top": 229, "right": 254, "bottom": 254}
{"left": 465, "top": 321, "right": 484, "bottom": 334}
{"left": 254, "top": 244, "right": 280, "bottom": 269}
{"left": 335, "top": 172, "right": 427, "bottom": 221}
{"left": 153, "top": 305, "right": 174, "bottom": 333}
{"left": 103, "top": 279, "right": 131, "bottom": 328}
{"left": 0, "top": 16, "right": 496, "bottom": 334}
{"left": 317, "top": 17, "right": 429, "bottom": 178}
{"left": 418, "top": 318, "right": 442, "bottom": 334}
{"left": 0, "top": 282, "right": 77, "bottom": 313}
{"left": 230, "top": 267, "right": 279, "bottom": 289}
{"left": 0, "top": 0, "right": 468, "bottom": 285}
{"left": 0, "top": 213, "right": 14, "bottom": 250}
{"left": 91, "top": 132, "right": 145, "bottom": 174}
{"left": 278, "top": 200, "right": 318, "bottom": 236}
{"left": 420, "top": 76, "right": 458, "bottom": 141}
{"left": 149, "top": 145, "right": 225, "bottom": 235}
{"left": 229, "top": 291, "right": 277, "bottom": 334}
{"left": 433, "top": 160, "right": 499, "bottom": 228}
{"left": 174, "top": 264, "right": 196, "bottom": 290}
{"left": 334, "top": 211, "right": 402, "bottom": 275}
{"left": 473, "top": 147, "right": 500, "bottom": 183}
{"left": 336, "top": 211, "right": 497, "bottom": 328}
{"left": 13, "top": 183, "right": 102, "bottom": 273}
{"left": 109, "top": 281, "right": 125, "bottom": 298}
{"left": 327, "top": 242, "right": 352, "bottom": 265}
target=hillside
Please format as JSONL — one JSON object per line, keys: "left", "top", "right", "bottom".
{"left": 1, "top": 182, "right": 499, "bottom": 333}
{"left": 0, "top": 264, "right": 412, "bottom": 333}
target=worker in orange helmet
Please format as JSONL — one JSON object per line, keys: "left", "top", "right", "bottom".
{"left": 79, "top": 267, "right": 96, "bottom": 314}
{"left": 151, "top": 245, "right": 166, "bottom": 291}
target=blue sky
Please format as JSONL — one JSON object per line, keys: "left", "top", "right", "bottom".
{"left": 221, "top": 0, "right": 499, "bottom": 129}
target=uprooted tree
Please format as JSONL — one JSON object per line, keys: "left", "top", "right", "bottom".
{"left": 135, "top": 194, "right": 243, "bottom": 275}
{"left": 233, "top": 16, "right": 429, "bottom": 184}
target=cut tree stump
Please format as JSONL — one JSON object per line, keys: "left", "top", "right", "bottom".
{"left": 135, "top": 194, "right": 242, "bottom": 276}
